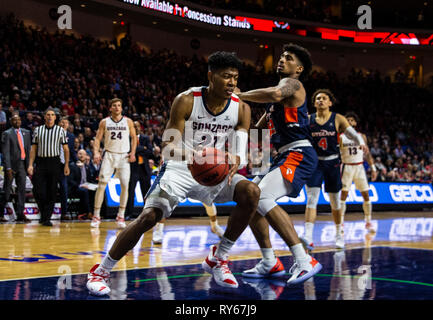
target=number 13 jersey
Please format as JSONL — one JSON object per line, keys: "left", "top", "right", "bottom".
{"left": 339, "top": 133, "right": 364, "bottom": 164}
{"left": 104, "top": 116, "right": 130, "bottom": 153}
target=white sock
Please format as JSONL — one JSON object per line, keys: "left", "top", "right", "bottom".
{"left": 336, "top": 224, "right": 342, "bottom": 235}
{"left": 290, "top": 243, "right": 308, "bottom": 263}
{"left": 363, "top": 201, "right": 372, "bottom": 223}
{"left": 304, "top": 222, "right": 314, "bottom": 243}
{"left": 117, "top": 207, "right": 125, "bottom": 218}
{"left": 215, "top": 236, "right": 235, "bottom": 261}
{"left": 260, "top": 248, "right": 276, "bottom": 265}
{"left": 98, "top": 253, "right": 118, "bottom": 273}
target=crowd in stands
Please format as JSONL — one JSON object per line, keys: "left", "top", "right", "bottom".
{"left": 1, "top": 12, "right": 432, "bottom": 205}
{"left": 187, "top": 0, "right": 432, "bottom": 30}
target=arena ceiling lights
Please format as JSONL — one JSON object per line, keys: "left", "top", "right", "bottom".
{"left": 119, "top": 0, "right": 433, "bottom": 46}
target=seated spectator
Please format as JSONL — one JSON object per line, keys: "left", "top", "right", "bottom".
{"left": 67, "top": 149, "right": 98, "bottom": 220}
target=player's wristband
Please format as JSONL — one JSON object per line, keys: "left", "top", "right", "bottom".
{"left": 371, "top": 164, "right": 377, "bottom": 172}
{"left": 235, "top": 130, "right": 248, "bottom": 169}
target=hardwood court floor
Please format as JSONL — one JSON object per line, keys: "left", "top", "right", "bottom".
{"left": 0, "top": 211, "right": 433, "bottom": 300}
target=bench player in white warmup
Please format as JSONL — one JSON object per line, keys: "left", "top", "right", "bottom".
{"left": 86, "top": 51, "right": 260, "bottom": 295}
{"left": 339, "top": 112, "right": 377, "bottom": 232}
{"left": 91, "top": 98, "right": 137, "bottom": 229}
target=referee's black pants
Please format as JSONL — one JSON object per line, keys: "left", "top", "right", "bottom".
{"left": 32, "top": 156, "right": 62, "bottom": 223}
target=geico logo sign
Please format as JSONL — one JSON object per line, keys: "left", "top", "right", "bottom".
{"left": 390, "top": 218, "right": 433, "bottom": 240}
{"left": 389, "top": 185, "right": 433, "bottom": 202}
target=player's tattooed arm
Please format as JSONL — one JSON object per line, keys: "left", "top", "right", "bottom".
{"left": 237, "top": 78, "right": 302, "bottom": 103}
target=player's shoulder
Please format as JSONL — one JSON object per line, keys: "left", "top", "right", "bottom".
{"left": 172, "top": 88, "right": 197, "bottom": 111}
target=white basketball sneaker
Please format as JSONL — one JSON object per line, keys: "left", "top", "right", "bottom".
{"left": 202, "top": 245, "right": 238, "bottom": 288}
{"left": 242, "top": 257, "right": 285, "bottom": 278}
{"left": 87, "top": 264, "right": 111, "bottom": 296}
{"left": 116, "top": 216, "right": 126, "bottom": 229}
{"left": 336, "top": 232, "right": 345, "bottom": 249}
{"left": 287, "top": 255, "right": 322, "bottom": 285}
{"left": 153, "top": 223, "right": 164, "bottom": 244}
{"left": 210, "top": 223, "right": 224, "bottom": 239}
{"left": 90, "top": 217, "right": 101, "bottom": 228}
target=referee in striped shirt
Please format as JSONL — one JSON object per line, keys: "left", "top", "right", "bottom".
{"left": 28, "top": 108, "right": 70, "bottom": 226}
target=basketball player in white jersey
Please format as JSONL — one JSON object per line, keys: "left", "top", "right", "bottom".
{"left": 91, "top": 98, "right": 137, "bottom": 229}
{"left": 152, "top": 202, "right": 224, "bottom": 244}
{"left": 86, "top": 52, "right": 260, "bottom": 295}
{"left": 340, "top": 112, "right": 377, "bottom": 232}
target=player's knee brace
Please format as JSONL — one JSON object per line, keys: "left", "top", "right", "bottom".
{"left": 306, "top": 187, "right": 321, "bottom": 209}
{"left": 329, "top": 192, "right": 341, "bottom": 211}
{"left": 256, "top": 190, "right": 278, "bottom": 216}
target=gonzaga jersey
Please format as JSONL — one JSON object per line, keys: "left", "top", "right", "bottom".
{"left": 104, "top": 116, "right": 130, "bottom": 153}
{"left": 310, "top": 112, "right": 339, "bottom": 157}
{"left": 340, "top": 133, "right": 364, "bottom": 163}
{"left": 265, "top": 98, "right": 311, "bottom": 150}
{"left": 184, "top": 86, "right": 239, "bottom": 153}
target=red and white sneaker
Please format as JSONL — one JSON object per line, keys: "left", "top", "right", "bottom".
{"left": 116, "top": 216, "right": 126, "bottom": 229}
{"left": 242, "top": 257, "right": 285, "bottom": 278}
{"left": 287, "top": 255, "right": 322, "bottom": 285}
{"left": 86, "top": 264, "right": 111, "bottom": 296}
{"left": 202, "top": 245, "right": 238, "bottom": 288}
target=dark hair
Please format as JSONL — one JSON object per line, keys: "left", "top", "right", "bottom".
{"left": 311, "top": 88, "right": 337, "bottom": 105}
{"left": 283, "top": 43, "right": 312, "bottom": 81}
{"left": 44, "top": 107, "right": 56, "bottom": 115}
{"left": 208, "top": 51, "right": 242, "bottom": 72}
{"left": 345, "top": 111, "right": 360, "bottom": 123}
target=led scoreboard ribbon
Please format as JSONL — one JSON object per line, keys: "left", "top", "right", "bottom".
{"left": 119, "top": 0, "right": 433, "bottom": 45}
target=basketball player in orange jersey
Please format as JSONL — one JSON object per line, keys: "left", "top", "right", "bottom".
{"left": 340, "top": 112, "right": 377, "bottom": 232}
{"left": 90, "top": 98, "right": 137, "bottom": 229}
{"left": 236, "top": 44, "right": 323, "bottom": 285}
{"left": 87, "top": 52, "right": 260, "bottom": 295}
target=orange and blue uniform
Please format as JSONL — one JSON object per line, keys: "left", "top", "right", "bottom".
{"left": 264, "top": 99, "right": 318, "bottom": 198}
{"left": 306, "top": 112, "right": 342, "bottom": 193}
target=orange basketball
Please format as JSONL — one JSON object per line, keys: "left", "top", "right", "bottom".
{"left": 190, "top": 147, "right": 229, "bottom": 186}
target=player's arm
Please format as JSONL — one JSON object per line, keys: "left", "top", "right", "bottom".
{"left": 362, "top": 133, "right": 377, "bottom": 181}
{"left": 127, "top": 118, "right": 137, "bottom": 163}
{"left": 226, "top": 100, "right": 251, "bottom": 184}
{"left": 336, "top": 113, "right": 367, "bottom": 153}
{"left": 236, "top": 78, "right": 302, "bottom": 104}
{"left": 161, "top": 92, "right": 193, "bottom": 162}
{"left": 93, "top": 119, "right": 105, "bottom": 165}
